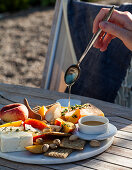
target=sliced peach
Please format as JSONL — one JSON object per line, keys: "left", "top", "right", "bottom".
{"left": 65, "top": 110, "right": 76, "bottom": 120}
{"left": 0, "top": 120, "right": 22, "bottom": 128}
{"left": 44, "top": 103, "right": 61, "bottom": 123}
{"left": 67, "top": 109, "right": 81, "bottom": 124}
{"left": 25, "top": 145, "right": 43, "bottom": 154}
{"left": 62, "top": 121, "right": 75, "bottom": 133}
{"left": 23, "top": 119, "right": 48, "bottom": 130}
{"left": 55, "top": 118, "right": 75, "bottom": 133}
{"left": 54, "top": 118, "right": 63, "bottom": 126}
{"left": 38, "top": 106, "right": 47, "bottom": 120}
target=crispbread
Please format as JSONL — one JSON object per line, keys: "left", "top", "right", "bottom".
{"left": 60, "top": 137, "right": 86, "bottom": 150}
{"left": 44, "top": 148, "right": 73, "bottom": 159}
{"left": 42, "top": 132, "right": 71, "bottom": 136}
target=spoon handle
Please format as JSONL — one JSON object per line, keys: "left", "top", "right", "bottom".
{"left": 78, "top": 6, "right": 115, "bottom": 65}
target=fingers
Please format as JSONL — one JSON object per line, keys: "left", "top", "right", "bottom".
{"left": 93, "top": 8, "right": 129, "bottom": 34}
{"left": 93, "top": 8, "right": 132, "bottom": 51}
{"left": 99, "top": 21, "right": 125, "bottom": 41}
{"left": 94, "top": 32, "right": 114, "bottom": 51}
{"left": 100, "top": 34, "right": 114, "bottom": 52}
{"left": 93, "top": 31, "right": 105, "bottom": 48}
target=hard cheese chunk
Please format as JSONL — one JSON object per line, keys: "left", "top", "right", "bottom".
{"left": 1, "top": 131, "right": 33, "bottom": 152}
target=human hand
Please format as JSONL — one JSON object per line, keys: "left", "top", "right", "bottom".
{"left": 93, "top": 8, "right": 132, "bottom": 51}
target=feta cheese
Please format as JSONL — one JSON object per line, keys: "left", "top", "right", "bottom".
{"left": 0, "top": 126, "right": 24, "bottom": 134}
{"left": 1, "top": 131, "right": 33, "bottom": 152}
{"left": 24, "top": 124, "right": 40, "bottom": 132}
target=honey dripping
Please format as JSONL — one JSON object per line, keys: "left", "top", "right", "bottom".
{"left": 68, "top": 85, "right": 71, "bottom": 112}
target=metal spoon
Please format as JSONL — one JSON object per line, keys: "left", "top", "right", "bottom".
{"left": 64, "top": 6, "right": 115, "bottom": 86}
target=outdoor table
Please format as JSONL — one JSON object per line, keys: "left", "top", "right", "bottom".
{"left": 0, "top": 82, "right": 131, "bottom": 170}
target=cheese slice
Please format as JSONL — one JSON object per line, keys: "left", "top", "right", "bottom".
{"left": 1, "top": 131, "right": 33, "bottom": 152}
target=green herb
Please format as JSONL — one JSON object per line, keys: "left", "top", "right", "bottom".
{"left": 16, "top": 129, "right": 19, "bottom": 132}
{"left": 61, "top": 108, "right": 68, "bottom": 114}
{"left": 72, "top": 114, "right": 77, "bottom": 118}
{"left": 70, "top": 106, "right": 76, "bottom": 110}
{"left": 66, "top": 124, "right": 70, "bottom": 127}
{"left": 2, "top": 127, "right": 7, "bottom": 131}
{"left": 61, "top": 112, "right": 65, "bottom": 116}
{"left": 24, "top": 129, "right": 28, "bottom": 132}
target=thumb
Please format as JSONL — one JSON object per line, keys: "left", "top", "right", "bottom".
{"left": 99, "top": 21, "right": 125, "bottom": 41}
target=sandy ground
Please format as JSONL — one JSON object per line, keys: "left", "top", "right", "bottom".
{"left": 0, "top": 0, "right": 131, "bottom": 88}
{"left": 0, "top": 7, "right": 53, "bottom": 87}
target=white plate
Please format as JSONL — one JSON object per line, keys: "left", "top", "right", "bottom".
{"left": 74, "top": 123, "right": 117, "bottom": 141}
{"left": 56, "top": 99, "right": 81, "bottom": 107}
{"left": 0, "top": 137, "right": 114, "bottom": 164}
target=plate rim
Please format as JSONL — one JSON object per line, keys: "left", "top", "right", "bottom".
{"left": 0, "top": 137, "right": 114, "bottom": 164}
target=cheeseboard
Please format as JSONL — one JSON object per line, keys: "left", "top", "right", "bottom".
{"left": 0, "top": 99, "right": 116, "bottom": 164}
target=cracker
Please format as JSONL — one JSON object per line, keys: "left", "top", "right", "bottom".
{"left": 42, "top": 132, "right": 71, "bottom": 137}
{"left": 44, "top": 148, "right": 73, "bottom": 159}
{"left": 60, "top": 137, "right": 86, "bottom": 150}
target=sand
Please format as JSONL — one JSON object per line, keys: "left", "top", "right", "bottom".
{"left": 0, "top": 0, "right": 131, "bottom": 88}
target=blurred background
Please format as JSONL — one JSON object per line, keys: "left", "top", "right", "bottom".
{"left": 0, "top": 0, "right": 131, "bottom": 88}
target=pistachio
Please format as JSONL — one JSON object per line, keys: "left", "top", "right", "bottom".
{"left": 49, "top": 125, "right": 62, "bottom": 132}
{"left": 69, "top": 135, "right": 78, "bottom": 141}
{"left": 89, "top": 140, "right": 100, "bottom": 147}
{"left": 53, "top": 139, "right": 61, "bottom": 146}
{"left": 42, "top": 144, "right": 49, "bottom": 152}
{"left": 36, "top": 138, "right": 44, "bottom": 144}
{"left": 49, "top": 143, "right": 58, "bottom": 149}
{"left": 42, "top": 127, "right": 51, "bottom": 133}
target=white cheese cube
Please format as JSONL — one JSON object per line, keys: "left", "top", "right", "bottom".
{"left": 0, "top": 126, "right": 24, "bottom": 134}
{"left": 0, "top": 126, "right": 24, "bottom": 144}
{"left": 1, "top": 131, "right": 33, "bottom": 152}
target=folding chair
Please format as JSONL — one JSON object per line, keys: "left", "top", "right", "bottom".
{"left": 41, "top": 0, "right": 77, "bottom": 92}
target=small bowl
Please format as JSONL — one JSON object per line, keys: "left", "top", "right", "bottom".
{"left": 78, "top": 116, "right": 109, "bottom": 135}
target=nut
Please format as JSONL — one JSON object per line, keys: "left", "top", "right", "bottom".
{"left": 36, "top": 138, "right": 44, "bottom": 144}
{"left": 49, "top": 125, "right": 62, "bottom": 132}
{"left": 42, "top": 127, "right": 51, "bottom": 133}
{"left": 42, "top": 144, "right": 49, "bottom": 152}
{"left": 49, "top": 143, "right": 58, "bottom": 149}
{"left": 43, "top": 120, "right": 48, "bottom": 124}
{"left": 89, "top": 140, "right": 100, "bottom": 147}
{"left": 53, "top": 139, "right": 61, "bottom": 146}
{"left": 69, "top": 135, "right": 78, "bottom": 141}
{"left": 50, "top": 120, "right": 54, "bottom": 125}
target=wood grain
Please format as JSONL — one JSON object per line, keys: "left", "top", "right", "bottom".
{"left": 106, "top": 145, "right": 132, "bottom": 159}
{"left": 95, "top": 152, "right": 132, "bottom": 169}
{"left": 75, "top": 158, "right": 131, "bottom": 170}
{"left": 0, "top": 158, "right": 52, "bottom": 170}
{"left": 0, "top": 83, "right": 132, "bottom": 120}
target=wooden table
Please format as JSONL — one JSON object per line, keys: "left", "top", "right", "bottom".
{"left": 0, "top": 83, "right": 132, "bottom": 170}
